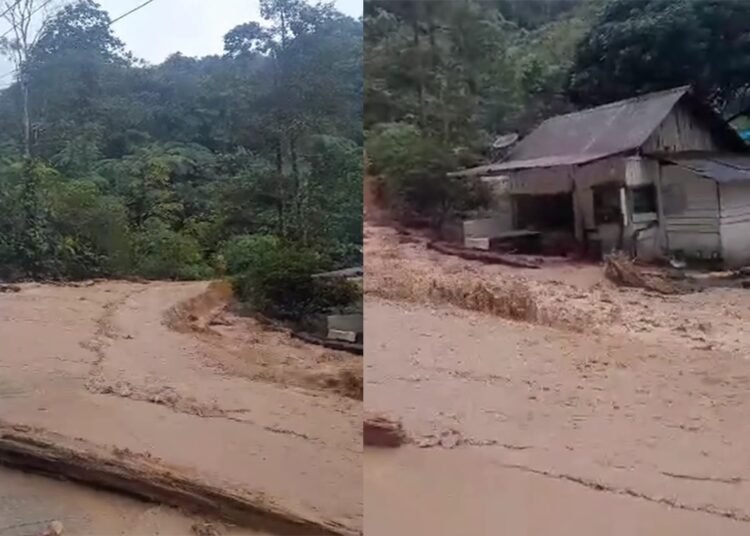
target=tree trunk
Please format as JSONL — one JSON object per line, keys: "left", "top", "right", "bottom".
{"left": 21, "top": 74, "right": 31, "bottom": 158}
{"left": 275, "top": 138, "right": 285, "bottom": 236}
{"left": 290, "top": 136, "right": 302, "bottom": 238}
{"left": 412, "top": 20, "right": 426, "bottom": 131}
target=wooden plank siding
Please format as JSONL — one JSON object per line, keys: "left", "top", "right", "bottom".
{"left": 642, "top": 103, "right": 722, "bottom": 153}
{"left": 660, "top": 164, "right": 722, "bottom": 258}
{"left": 720, "top": 182, "right": 750, "bottom": 267}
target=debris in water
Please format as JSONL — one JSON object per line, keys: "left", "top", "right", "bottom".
{"left": 364, "top": 414, "right": 407, "bottom": 447}
{"left": 417, "top": 429, "right": 463, "bottom": 449}
{"left": 39, "top": 520, "right": 64, "bottom": 536}
{"left": 604, "top": 252, "right": 689, "bottom": 295}
{"left": 191, "top": 522, "right": 222, "bottom": 536}
{"left": 417, "top": 435, "right": 441, "bottom": 448}
{"left": 668, "top": 256, "right": 687, "bottom": 270}
{"left": 0, "top": 284, "right": 21, "bottom": 293}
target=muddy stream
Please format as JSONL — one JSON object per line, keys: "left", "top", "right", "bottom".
{"left": 365, "top": 223, "right": 750, "bottom": 535}
{"left": 0, "top": 280, "right": 362, "bottom": 535}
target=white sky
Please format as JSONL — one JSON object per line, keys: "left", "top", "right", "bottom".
{"left": 0, "top": 0, "right": 362, "bottom": 75}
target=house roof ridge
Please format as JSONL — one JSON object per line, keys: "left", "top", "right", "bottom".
{"left": 541, "top": 85, "right": 691, "bottom": 125}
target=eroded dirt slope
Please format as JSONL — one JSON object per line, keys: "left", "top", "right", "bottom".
{"left": 0, "top": 280, "right": 361, "bottom": 534}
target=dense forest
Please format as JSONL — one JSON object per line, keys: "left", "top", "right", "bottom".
{"left": 0, "top": 0, "right": 363, "bottom": 303}
{"left": 364, "top": 0, "right": 750, "bottom": 222}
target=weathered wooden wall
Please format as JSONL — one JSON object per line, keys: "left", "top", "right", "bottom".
{"left": 720, "top": 182, "right": 750, "bottom": 267}
{"left": 642, "top": 103, "right": 722, "bottom": 153}
{"left": 660, "top": 164, "right": 721, "bottom": 259}
{"left": 506, "top": 166, "right": 573, "bottom": 195}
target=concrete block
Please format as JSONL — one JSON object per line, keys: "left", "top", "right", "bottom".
{"left": 326, "top": 314, "right": 363, "bottom": 334}
{"left": 464, "top": 237, "right": 490, "bottom": 250}
{"left": 463, "top": 216, "right": 511, "bottom": 240}
{"left": 328, "top": 329, "right": 358, "bottom": 343}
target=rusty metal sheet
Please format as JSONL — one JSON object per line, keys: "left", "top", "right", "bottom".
{"left": 507, "top": 87, "right": 690, "bottom": 162}
{"left": 664, "top": 155, "right": 750, "bottom": 183}
{"left": 452, "top": 86, "right": 746, "bottom": 177}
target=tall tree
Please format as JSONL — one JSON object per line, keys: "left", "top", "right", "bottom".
{"left": 0, "top": 0, "right": 363, "bottom": 281}
{"left": 224, "top": 0, "right": 361, "bottom": 241}
{"left": 567, "top": 0, "right": 750, "bottom": 120}
{"left": 0, "top": 0, "right": 55, "bottom": 157}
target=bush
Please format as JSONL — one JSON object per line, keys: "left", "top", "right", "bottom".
{"left": 133, "top": 218, "right": 213, "bottom": 280}
{"left": 222, "top": 234, "right": 282, "bottom": 275}
{"left": 315, "top": 277, "right": 361, "bottom": 311}
{"left": 366, "top": 122, "right": 490, "bottom": 224}
{"left": 228, "top": 234, "right": 358, "bottom": 320}
{"left": 51, "top": 180, "right": 132, "bottom": 277}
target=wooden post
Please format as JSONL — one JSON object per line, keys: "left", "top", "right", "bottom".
{"left": 654, "top": 161, "right": 669, "bottom": 254}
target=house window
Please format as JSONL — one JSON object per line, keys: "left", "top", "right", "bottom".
{"left": 593, "top": 184, "right": 622, "bottom": 224}
{"left": 631, "top": 184, "right": 657, "bottom": 214}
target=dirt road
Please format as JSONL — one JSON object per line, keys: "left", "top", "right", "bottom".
{"left": 364, "top": 223, "right": 750, "bottom": 534}
{"left": 0, "top": 281, "right": 361, "bottom": 534}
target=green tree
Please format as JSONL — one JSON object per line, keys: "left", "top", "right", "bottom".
{"left": 0, "top": 0, "right": 362, "bottom": 288}
{"left": 364, "top": 0, "right": 589, "bottom": 221}
{"left": 568, "top": 0, "right": 750, "bottom": 120}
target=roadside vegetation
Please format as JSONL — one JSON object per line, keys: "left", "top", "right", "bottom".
{"left": 0, "top": 0, "right": 362, "bottom": 318}
{"left": 364, "top": 0, "right": 750, "bottom": 224}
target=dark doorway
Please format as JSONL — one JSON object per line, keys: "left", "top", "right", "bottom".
{"left": 513, "top": 193, "right": 574, "bottom": 231}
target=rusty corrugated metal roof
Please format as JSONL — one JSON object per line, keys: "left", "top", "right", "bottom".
{"left": 507, "top": 86, "right": 691, "bottom": 162}
{"left": 453, "top": 86, "right": 747, "bottom": 177}
{"left": 452, "top": 87, "right": 691, "bottom": 176}
{"left": 449, "top": 152, "right": 612, "bottom": 176}
{"left": 661, "top": 154, "right": 750, "bottom": 183}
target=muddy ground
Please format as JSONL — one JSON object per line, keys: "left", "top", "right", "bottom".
{"left": 0, "top": 466, "right": 270, "bottom": 536}
{"left": 364, "top": 223, "right": 750, "bottom": 534}
{"left": 0, "top": 281, "right": 361, "bottom": 534}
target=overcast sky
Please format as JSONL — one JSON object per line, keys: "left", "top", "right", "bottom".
{"left": 0, "top": 0, "right": 362, "bottom": 77}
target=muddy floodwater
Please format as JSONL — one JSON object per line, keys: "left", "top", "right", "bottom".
{"left": 0, "top": 466, "right": 268, "bottom": 536}
{"left": 364, "top": 223, "right": 750, "bottom": 535}
{"left": 0, "top": 281, "right": 361, "bottom": 534}
{"left": 365, "top": 448, "right": 748, "bottom": 535}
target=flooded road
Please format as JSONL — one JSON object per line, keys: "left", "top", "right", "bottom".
{"left": 364, "top": 223, "right": 750, "bottom": 534}
{"left": 0, "top": 281, "right": 361, "bottom": 534}
{"left": 0, "top": 466, "right": 268, "bottom": 536}
{"left": 365, "top": 448, "right": 748, "bottom": 536}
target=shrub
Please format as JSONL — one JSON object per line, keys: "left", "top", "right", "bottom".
{"left": 366, "top": 122, "right": 490, "bottom": 224}
{"left": 222, "top": 234, "right": 282, "bottom": 275}
{"left": 228, "top": 234, "right": 358, "bottom": 320}
{"left": 51, "top": 180, "right": 132, "bottom": 277}
{"left": 133, "top": 218, "right": 213, "bottom": 280}
{"left": 315, "top": 277, "right": 361, "bottom": 311}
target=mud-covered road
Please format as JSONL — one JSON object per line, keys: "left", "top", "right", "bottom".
{"left": 0, "top": 466, "right": 272, "bottom": 536}
{"left": 364, "top": 223, "right": 750, "bottom": 535}
{"left": 0, "top": 281, "right": 361, "bottom": 534}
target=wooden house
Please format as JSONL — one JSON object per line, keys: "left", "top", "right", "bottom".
{"left": 453, "top": 86, "right": 750, "bottom": 266}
